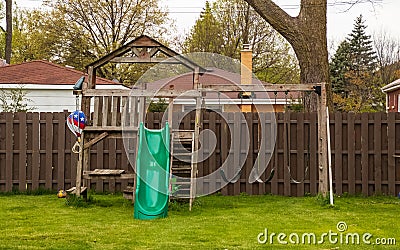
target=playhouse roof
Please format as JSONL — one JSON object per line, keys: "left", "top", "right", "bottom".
{"left": 87, "top": 35, "right": 207, "bottom": 73}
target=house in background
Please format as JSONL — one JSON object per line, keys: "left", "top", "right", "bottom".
{"left": 381, "top": 78, "right": 400, "bottom": 112}
{"left": 147, "top": 67, "right": 300, "bottom": 113}
{"left": 0, "top": 60, "right": 128, "bottom": 112}
{"left": 144, "top": 44, "right": 300, "bottom": 113}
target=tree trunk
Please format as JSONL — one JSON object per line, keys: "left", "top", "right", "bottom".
{"left": 244, "top": 0, "right": 330, "bottom": 111}
{"left": 5, "top": 0, "right": 12, "bottom": 64}
{"left": 244, "top": 0, "right": 331, "bottom": 196}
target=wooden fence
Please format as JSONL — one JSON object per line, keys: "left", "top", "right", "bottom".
{"left": 0, "top": 111, "right": 399, "bottom": 196}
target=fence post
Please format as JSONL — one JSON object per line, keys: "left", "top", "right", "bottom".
{"left": 31, "top": 113, "right": 40, "bottom": 190}
{"left": 5, "top": 113, "right": 13, "bottom": 192}
{"left": 18, "top": 113, "right": 27, "bottom": 192}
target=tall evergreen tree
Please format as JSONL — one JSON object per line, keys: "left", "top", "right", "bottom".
{"left": 329, "top": 15, "right": 381, "bottom": 112}
{"left": 183, "top": 1, "right": 228, "bottom": 55}
{"left": 330, "top": 40, "right": 350, "bottom": 95}
{"left": 347, "top": 15, "right": 377, "bottom": 73}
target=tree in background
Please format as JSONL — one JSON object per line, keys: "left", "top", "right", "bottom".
{"left": 347, "top": 15, "right": 377, "bottom": 73}
{"left": 0, "top": 1, "right": 4, "bottom": 59}
{"left": 330, "top": 40, "right": 351, "bottom": 96}
{"left": 244, "top": 0, "right": 330, "bottom": 111}
{"left": 183, "top": 2, "right": 224, "bottom": 54}
{"left": 244, "top": 0, "right": 382, "bottom": 111}
{"left": 5, "top": 0, "right": 12, "bottom": 64}
{"left": 183, "top": 0, "right": 299, "bottom": 84}
{"left": 0, "top": 1, "right": 3, "bottom": 19}
{"left": 8, "top": 0, "right": 171, "bottom": 85}
{"left": 330, "top": 15, "right": 382, "bottom": 112}
{"left": 373, "top": 31, "right": 400, "bottom": 86}
{"left": 46, "top": 0, "right": 170, "bottom": 82}
{"left": 11, "top": 8, "right": 94, "bottom": 68}
{"left": 0, "top": 85, "right": 35, "bottom": 112}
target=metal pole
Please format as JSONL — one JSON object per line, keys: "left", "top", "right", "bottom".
{"left": 327, "top": 108, "right": 334, "bottom": 205}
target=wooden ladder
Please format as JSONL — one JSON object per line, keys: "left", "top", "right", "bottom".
{"left": 170, "top": 130, "right": 196, "bottom": 210}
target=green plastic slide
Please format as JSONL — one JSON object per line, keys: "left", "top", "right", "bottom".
{"left": 134, "top": 122, "right": 170, "bottom": 220}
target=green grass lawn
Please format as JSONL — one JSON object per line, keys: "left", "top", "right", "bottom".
{"left": 0, "top": 193, "right": 399, "bottom": 249}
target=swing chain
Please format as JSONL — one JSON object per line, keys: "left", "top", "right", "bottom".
{"left": 218, "top": 91, "right": 221, "bottom": 111}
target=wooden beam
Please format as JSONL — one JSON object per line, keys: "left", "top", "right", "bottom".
{"left": 73, "top": 90, "right": 82, "bottom": 96}
{"left": 194, "top": 67, "right": 200, "bottom": 90}
{"left": 82, "top": 83, "right": 321, "bottom": 100}
{"left": 88, "top": 45, "right": 136, "bottom": 69}
{"left": 131, "top": 47, "right": 141, "bottom": 57}
{"left": 129, "top": 36, "right": 160, "bottom": 47}
{"left": 83, "top": 132, "right": 109, "bottom": 150}
{"left": 158, "top": 47, "right": 207, "bottom": 73}
{"left": 110, "top": 57, "right": 182, "bottom": 64}
{"left": 84, "top": 126, "right": 138, "bottom": 132}
{"left": 82, "top": 141, "right": 90, "bottom": 194}
{"left": 157, "top": 46, "right": 180, "bottom": 58}
{"left": 83, "top": 89, "right": 131, "bottom": 97}
{"left": 130, "top": 47, "right": 159, "bottom": 58}
{"left": 201, "top": 83, "right": 321, "bottom": 92}
{"left": 148, "top": 47, "right": 159, "bottom": 57}
{"left": 82, "top": 174, "right": 135, "bottom": 180}
{"left": 87, "top": 66, "right": 96, "bottom": 89}
{"left": 191, "top": 97, "right": 202, "bottom": 211}
{"left": 75, "top": 137, "right": 84, "bottom": 197}
{"left": 168, "top": 98, "right": 173, "bottom": 129}
{"left": 83, "top": 89, "right": 202, "bottom": 98}
{"left": 86, "top": 35, "right": 207, "bottom": 73}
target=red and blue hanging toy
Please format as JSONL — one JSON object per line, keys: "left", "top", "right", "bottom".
{"left": 67, "top": 110, "right": 87, "bottom": 153}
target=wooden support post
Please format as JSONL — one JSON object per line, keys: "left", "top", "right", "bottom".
{"left": 188, "top": 67, "right": 202, "bottom": 211}
{"left": 138, "top": 87, "right": 146, "bottom": 125}
{"left": 87, "top": 66, "right": 96, "bottom": 89}
{"left": 75, "top": 136, "right": 84, "bottom": 197}
{"left": 318, "top": 83, "right": 329, "bottom": 196}
{"left": 132, "top": 85, "right": 147, "bottom": 203}
{"left": 77, "top": 66, "right": 96, "bottom": 196}
{"left": 82, "top": 66, "right": 96, "bottom": 116}
{"left": 191, "top": 97, "right": 202, "bottom": 211}
{"left": 168, "top": 98, "right": 173, "bottom": 129}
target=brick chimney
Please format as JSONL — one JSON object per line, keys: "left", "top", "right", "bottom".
{"left": 240, "top": 44, "right": 253, "bottom": 112}
{"left": 241, "top": 44, "right": 252, "bottom": 85}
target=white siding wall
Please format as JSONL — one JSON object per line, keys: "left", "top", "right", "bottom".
{"left": 1, "top": 84, "right": 129, "bottom": 112}
{"left": 26, "top": 89, "right": 77, "bottom": 112}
